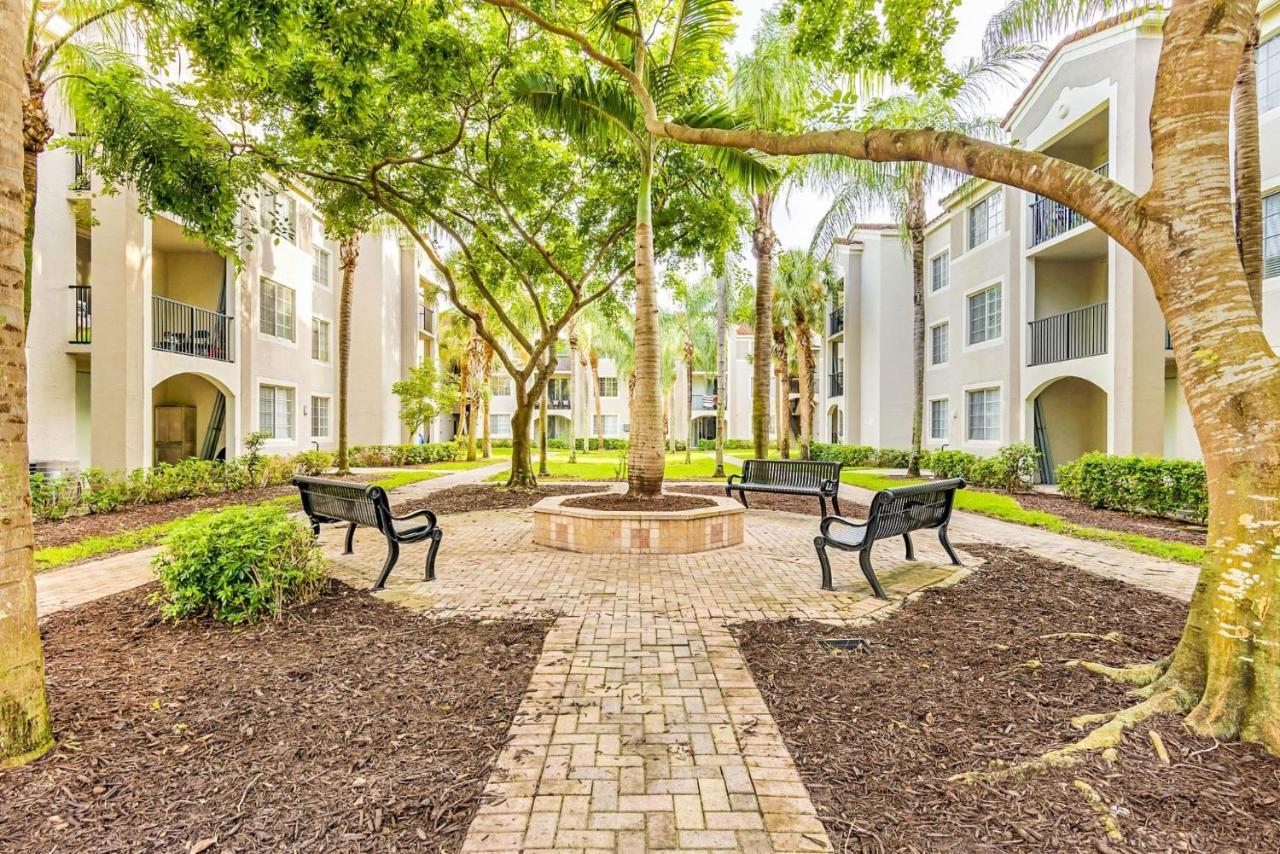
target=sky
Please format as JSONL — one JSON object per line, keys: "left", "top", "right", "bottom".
{"left": 729, "top": 0, "right": 1023, "bottom": 251}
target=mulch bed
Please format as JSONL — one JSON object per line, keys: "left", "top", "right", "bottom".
{"left": 393, "top": 483, "right": 599, "bottom": 516}
{"left": 1007, "top": 490, "right": 1207, "bottom": 547}
{"left": 680, "top": 484, "right": 870, "bottom": 518}
{"left": 561, "top": 493, "right": 716, "bottom": 512}
{"left": 0, "top": 581, "right": 548, "bottom": 852}
{"left": 733, "top": 545, "right": 1280, "bottom": 852}
{"left": 34, "top": 474, "right": 378, "bottom": 551}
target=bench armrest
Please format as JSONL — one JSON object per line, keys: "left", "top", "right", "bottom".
{"left": 725, "top": 473, "right": 740, "bottom": 487}
{"left": 391, "top": 507, "right": 438, "bottom": 530}
{"left": 819, "top": 514, "right": 868, "bottom": 541}
{"left": 819, "top": 478, "right": 840, "bottom": 495}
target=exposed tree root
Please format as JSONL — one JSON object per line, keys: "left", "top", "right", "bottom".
{"left": 1041, "top": 631, "right": 1123, "bottom": 643}
{"left": 1073, "top": 779, "right": 1124, "bottom": 844}
{"left": 1070, "top": 711, "right": 1118, "bottom": 730}
{"left": 1068, "top": 654, "right": 1172, "bottom": 687}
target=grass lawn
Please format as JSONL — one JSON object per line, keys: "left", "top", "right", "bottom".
{"left": 840, "top": 470, "right": 1204, "bottom": 564}
{"left": 422, "top": 448, "right": 512, "bottom": 472}
{"left": 34, "top": 469, "right": 442, "bottom": 572}
{"left": 484, "top": 450, "right": 741, "bottom": 483}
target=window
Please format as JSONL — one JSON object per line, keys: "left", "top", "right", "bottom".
{"left": 967, "top": 285, "right": 1002, "bottom": 345}
{"left": 1265, "top": 191, "right": 1280, "bottom": 279}
{"left": 310, "top": 395, "right": 330, "bottom": 438}
{"left": 966, "top": 388, "right": 1001, "bottom": 442}
{"left": 930, "top": 252, "right": 949, "bottom": 292}
{"left": 492, "top": 375, "right": 513, "bottom": 397}
{"left": 594, "top": 414, "right": 619, "bottom": 435}
{"left": 598, "top": 376, "right": 619, "bottom": 397}
{"left": 259, "top": 385, "right": 295, "bottom": 440}
{"left": 490, "top": 414, "right": 512, "bottom": 438}
{"left": 313, "top": 247, "right": 331, "bottom": 288}
{"left": 259, "top": 187, "right": 296, "bottom": 241}
{"left": 260, "top": 279, "right": 296, "bottom": 341}
{"left": 930, "top": 399, "right": 948, "bottom": 441}
{"left": 311, "top": 318, "right": 331, "bottom": 362}
{"left": 1261, "top": 35, "right": 1280, "bottom": 113}
{"left": 967, "top": 192, "right": 1003, "bottom": 249}
{"left": 930, "top": 322, "right": 949, "bottom": 366}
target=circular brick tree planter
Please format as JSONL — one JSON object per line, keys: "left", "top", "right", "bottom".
{"left": 532, "top": 487, "right": 745, "bottom": 554}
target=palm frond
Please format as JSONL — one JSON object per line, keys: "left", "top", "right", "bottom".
{"left": 982, "top": 0, "right": 1148, "bottom": 54}
{"left": 951, "top": 42, "right": 1044, "bottom": 113}
{"left": 810, "top": 163, "right": 909, "bottom": 256}
{"left": 675, "top": 103, "right": 779, "bottom": 192}
{"left": 512, "top": 72, "right": 642, "bottom": 155}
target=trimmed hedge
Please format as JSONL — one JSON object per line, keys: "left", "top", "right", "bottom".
{"left": 695, "top": 439, "right": 754, "bottom": 451}
{"left": 810, "top": 443, "right": 925, "bottom": 469}
{"left": 924, "top": 444, "right": 1040, "bottom": 492}
{"left": 347, "top": 442, "right": 458, "bottom": 467}
{"left": 1057, "top": 453, "right": 1207, "bottom": 524}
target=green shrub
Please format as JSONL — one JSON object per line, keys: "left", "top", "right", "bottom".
{"left": 348, "top": 442, "right": 458, "bottom": 467}
{"left": 695, "top": 438, "right": 753, "bottom": 451}
{"left": 29, "top": 473, "right": 81, "bottom": 521}
{"left": 966, "top": 443, "right": 1040, "bottom": 491}
{"left": 1058, "top": 453, "right": 1207, "bottom": 523}
{"left": 811, "top": 443, "right": 878, "bottom": 466}
{"left": 150, "top": 504, "right": 325, "bottom": 623}
{"left": 293, "top": 450, "right": 335, "bottom": 476}
{"left": 928, "top": 450, "right": 978, "bottom": 480}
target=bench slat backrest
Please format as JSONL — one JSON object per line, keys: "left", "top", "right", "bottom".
{"left": 293, "top": 476, "right": 386, "bottom": 529}
{"left": 741, "top": 459, "right": 842, "bottom": 489}
{"left": 865, "top": 478, "right": 965, "bottom": 541}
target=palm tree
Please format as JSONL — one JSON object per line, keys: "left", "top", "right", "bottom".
{"left": 335, "top": 234, "right": 359, "bottom": 473}
{"left": 713, "top": 270, "right": 728, "bottom": 477}
{"left": 516, "top": 0, "right": 771, "bottom": 497}
{"left": 2, "top": 0, "right": 53, "bottom": 767}
{"left": 567, "top": 321, "right": 580, "bottom": 462}
{"left": 673, "top": 274, "right": 716, "bottom": 462}
{"left": 774, "top": 249, "right": 831, "bottom": 460}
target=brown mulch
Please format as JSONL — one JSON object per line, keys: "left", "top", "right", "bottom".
{"left": 33, "top": 474, "right": 378, "bottom": 551}
{"left": 0, "top": 581, "right": 548, "bottom": 852}
{"left": 561, "top": 493, "right": 716, "bottom": 512}
{"left": 1007, "top": 490, "right": 1207, "bottom": 546}
{"left": 680, "top": 484, "right": 871, "bottom": 518}
{"left": 732, "top": 545, "right": 1280, "bottom": 852}
{"left": 394, "top": 483, "right": 600, "bottom": 516}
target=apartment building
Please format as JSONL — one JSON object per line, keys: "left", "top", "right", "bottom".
{"left": 25, "top": 89, "right": 438, "bottom": 474}
{"left": 819, "top": 3, "right": 1280, "bottom": 480}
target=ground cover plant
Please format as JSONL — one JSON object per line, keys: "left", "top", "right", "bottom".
{"left": 733, "top": 545, "right": 1280, "bottom": 851}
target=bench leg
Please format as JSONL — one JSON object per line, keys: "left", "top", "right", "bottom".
{"left": 424, "top": 529, "right": 443, "bottom": 582}
{"left": 815, "top": 537, "right": 834, "bottom": 591}
{"left": 372, "top": 540, "right": 400, "bottom": 591}
{"left": 831, "top": 493, "right": 842, "bottom": 517}
{"left": 938, "top": 525, "right": 962, "bottom": 566}
{"left": 309, "top": 519, "right": 320, "bottom": 538}
{"left": 859, "top": 547, "right": 888, "bottom": 600}
{"left": 738, "top": 491, "right": 749, "bottom": 509}
{"left": 343, "top": 522, "right": 357, "bottom": 555}
{"left": 819, "top": 496, "right": 829, "bottom": 518}
{"left": 903, "top": 532, "right": 915, "bottom": 561}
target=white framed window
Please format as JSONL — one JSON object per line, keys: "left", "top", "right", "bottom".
{"left": 258, "top": 384, "right": 295, "bottom": 440}
{"left": 490, "top": 413, "right": 513, "bottom": 438}
{"left": 492, "top": 375, "right": 513, "bottom": 397}
{"left": 929, "top": 251, "right": 949, "bottom": 292}
{"left": 929, "top": 321, "right": 949, "bottom": 366}
{"left": 313, "top": 246, "right": 332, "bottom": 288}
{"left": 1261, "top": 35, "right": 1280, "bottom": 113}
{"left": 594, "top": 414, "right": 619, "bottom": 435}
{"left": 929, "top": 398, "right": 949, "bottom": 441}
{"left": 965, "top": 387, "right": 1001, "bottom": 442}
{"left": 310, "top": 395, "right": 331, "bottom": 439}
{"left": 311, "top": 317, "right": 331, "bottom": 362}
{"left": 259, "top": 186, "right": 296, "bottom": 242}
{"left": 967, "top": 192, "right": 1003, "bottom": 249}
{"left": 1264, "top": 190, "right": 1280, "bottom": 279}
{"left": 598, "top": 377, "right": 619, "bottom": 397}
{"left": 967, "top": 284, "right": 1002, "bottom": 346}
{"left": 259, "top": 279, "right": 296, "bottom": 341}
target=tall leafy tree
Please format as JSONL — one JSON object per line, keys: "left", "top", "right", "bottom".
{"left": 500, "top": 0, "right": 1280, "bottom": 759}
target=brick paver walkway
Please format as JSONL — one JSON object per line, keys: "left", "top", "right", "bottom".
{"left": 325, "top": 503, "right": 967, "bottom": 852}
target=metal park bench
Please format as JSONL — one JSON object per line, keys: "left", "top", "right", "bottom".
{"left": 815, "top": 478, "right": 965, "bottom": 598}
{"left": 725, "top": 458, "right": 845, "bottom": 516}
{"left": 293, "top": 476, "right": 443, "bottom": 591}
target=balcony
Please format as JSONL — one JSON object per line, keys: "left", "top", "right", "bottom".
{"left": 70, "top": 285, "right": 91, "bottom": 343}
{"left": 418, "top": 304, "right": 434, "bottom": 334}
{"left": 829, "top": 305, "right": 844, "bottom": 335}
{"left": 829, "top": 372, "right": 844, "bottom": 396}
{"left": 692, "top": 393, "right": 718, "bottom": 411}
{"left": 1028, "top": 163, "right": 1108, "bottom": 247}
{"left": 1027, "top": 301, "right": 1107, "bottom": 367}
{"left": 547, "top": 394, "right": 570, "bottom": 409}
{"left": 555, "top": 352, "right": 572, "bottom": 372}
{"left": 152, "top": 295, "right": 235, "bottom": 362}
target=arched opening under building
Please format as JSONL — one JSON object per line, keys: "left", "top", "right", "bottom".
{"left": 1030, "top": 376, "right": 1107, "bottom": 483}
{"left": 692, "top": 413, "right": 719, "bottom": 444}
{"left": 151, "top": 373, "right": 233, "bottom": 464}
{"left": 828, "top": 403, "right": 843, "bottom": 444}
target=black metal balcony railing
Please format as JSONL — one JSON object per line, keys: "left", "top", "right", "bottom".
{"left": 788, "top": 377, "right": 800, "bottom": 394}
{"left": 152, "top": 295, "right": 235, "bottom": 362}
{"left": 70, "top": 133, "right": 90, "bottom": 192}
{"left": 692, "top": 394, "right": 717, "bottom": 410}
{"left": 1029, "top": 163, "right": 1109, "bottom": 247}
{"left": 829, "top": 305, "right": 844, "bottom": 335}
{"left": 1027, "top": 301, "right": 1107, "bottom": 366}
{"left": 70, "top": 285, "right": 91, "bottom": 343}
{"left": 418, "top": 304, "right": 434, "bottom": 334}
{"left": 829, "top": 372, "right": 844, "bottom": 397}
{"left": 547, "top": 394, "right": 570, "bottom": 409}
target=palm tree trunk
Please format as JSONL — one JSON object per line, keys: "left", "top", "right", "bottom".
{"left": 336, "top": 235, "right": 359, "bottom": 474}
{"left": 907, "top": 178, "right": 927, "bottom": 477}
{"left": 20, "top": 62, "right": 51, "bottom": 330}
{"left": 567, "top": 323, "right": 578, "bottom": 463}
{"left": 481, "top": 342, "right": 493, "bottom": 459}
{"left": 2, "top": 4, "right": 53, "bottom": 765}
{"left": 1233, "top": 18, "right": 1262, "bottom": 315}
{"left": 684, "top": 346, "right": 693, "bottom": 464}
{"left": 591, "top": 351, "right": 605, "bottom": 452}
{"left": 775, "top": 370, "right": 790, "bottom": 459}
{"left": 751, "top": 190, "right": 776, "bottom": 460}
{"left": 627, "top": 155, "right": 665, "bottom": 497}
{"left": 714, "top": 272, "right": 726, "bottom": 478}
{"left": 796, "top": 321, "right": 815, "bottom": 460}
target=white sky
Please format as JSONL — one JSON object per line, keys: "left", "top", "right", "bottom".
{"left": 730, "top": 0, "right": 1021, "bottom": 251}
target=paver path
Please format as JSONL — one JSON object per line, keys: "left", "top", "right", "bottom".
{"left": 325, "top": 502, "right": 966, "bottom": 852}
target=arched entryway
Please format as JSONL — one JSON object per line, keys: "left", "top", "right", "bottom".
{"left": 828, "top": 404, "right": 843, "bottom": 444}
{"left": 692, "top": 414, "right": 719, "bottom": 444}
{"left": 151, "top": 373, "right": 234, "bottom": 464}
{"left": 546, "top": 413, "right": 571, "bottom": 441}
{"left": 1029, "top": 376, "right": 1107, "bottom": 483}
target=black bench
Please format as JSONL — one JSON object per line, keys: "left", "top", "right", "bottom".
{"left": 814, "top": 478, "right": 965, "bottom": 598}
{"left": 293, "top": 476, "right": 443, "bottom": 591}
{"left": 725, "top": 459, "right": 845, "bottom": 516}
